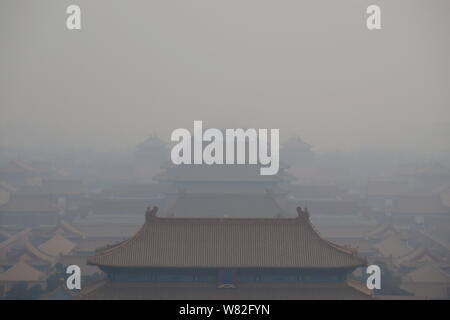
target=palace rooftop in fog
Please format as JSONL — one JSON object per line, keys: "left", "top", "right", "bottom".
{"left": 88, "top": 207, "right": 364, "bottom": 269}
{"left": 84, "top": 206, "right": 369, "bottom": 299}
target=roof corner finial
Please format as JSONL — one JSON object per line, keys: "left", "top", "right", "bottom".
{"left": 296, "top": 206, "right": 309, "bottom": 220}
{"left": 296, "top": 206, "right": 304, "bottom": 218}
{"left": 145, "top": 206, "right": 158, "bottom": 222}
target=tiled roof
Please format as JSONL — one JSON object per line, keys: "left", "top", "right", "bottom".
{"left": 374, "top": 234, "right": 412, "bottom": 258}
{"left": 366, "top": 223, "right": 397, "bottom": 239}
{"left": 24, "top": 239, "right": 55, "bottom": 264}
{"left": 0, "top": 228, "right": 32, "bottom": 252}
{"left": 57, "top": 220, "right": 86, "bottom": 239}
{"left": 0, "top": 261, "right": 46, "bottom": 282}
{"left": 38, "top": 234, "right": 76, "bottom": 257}
{"left": 405, "top": 263, "right": 450, "bottom": 283}
{"left": 88, "top": 208, "right": 365, "bottom": 269}
{"left": 396, "top": 247, "right": 450, "bottom": 268}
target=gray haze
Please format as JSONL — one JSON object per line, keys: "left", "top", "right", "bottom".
{"left": 1, "top": 0, "right": 449, "bottom": 155}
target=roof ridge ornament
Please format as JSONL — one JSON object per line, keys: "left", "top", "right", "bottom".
{"left": 145, "top": 206, "right": 159, "bottom": 222}
{"left": 296, "top": 206, "right": 309, "bottom": 220}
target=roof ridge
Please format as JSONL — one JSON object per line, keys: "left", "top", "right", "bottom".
{"left": 90, "top": 214, "right": 152, "bottom": 258}
{"left": 0, "top": 227, "right": 32, "bottom": 250}
{"left": 88, "top": 207, "right": 366, "bottom": 269}
{"left": 24, "top": 238, "right": 55, "bottom": 264}
{"left": 294, "top": 207, "right": 365, "bottom": 261}
{"left": 59, "top": 220, "right": 86, "bottom": 239}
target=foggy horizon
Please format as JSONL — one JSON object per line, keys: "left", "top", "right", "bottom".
{"left": 1, "top": 0, "right": 449, "bottom": 155}
{"left": 1, "top": 1, "right": 450, "bottom": 303}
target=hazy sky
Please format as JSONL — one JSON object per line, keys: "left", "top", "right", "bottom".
{"left": 1, "top": 0, "right": 449, "bottom": 154}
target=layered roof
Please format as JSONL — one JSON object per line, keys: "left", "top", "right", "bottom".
{"left": 0, "top": 261, "right": 46, "bottom": 282}
{"left": 88, "top": 208, "right": 365, "bottom": 269}
{"left": 366, "top": 223, "right": 399, "bottom": 240}
{"left": 374, "top": 234, "right": 412, "bottom": 258}
{"left": 0, "top": 228, "right": 32, "bottom": 254}
{"left": 405, "top": 263, "right": 450, "bottom": 283}
{"left": 24, "top": 239, "right": 55, "bottom": 264}
{"left": 54, "top": 220, "right": 86, "bottom": 239}
{"left": 397, "top": 247, "right": 450, "bottom": 269}
{"left": 38, "top": 234, "right": 76, "bottom": 256}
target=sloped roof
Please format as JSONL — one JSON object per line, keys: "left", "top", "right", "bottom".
{"left": 76, "top": 239, "right": 124, "bottom": 253}
{"left": 24, "top": 239, "right": 55, "bottom": 264}
{"left": 38, "top": 234, "right": 76, "bottom": 256}
{"left": 366, "top": 223, "right": 399, "bottom": 240}
{"left": 374, "top": 234, "right": 412, "bottom": 258}
{"left": 397, "top": 247, "right": 450, "bottom": 268}
{"left": 88, "top": 210, "right": 365, "bottom": 269}
{"left": 0, "top": 261, "right": 46, "bottom": 282}
{"left": 406, "top": 263, "right": 450, "bottom": 283}
{"left": 0, "top": 228, "right": 32, "bottom": 252}
{"left": 57, "top": 220, "right": 86, "bottom": 239}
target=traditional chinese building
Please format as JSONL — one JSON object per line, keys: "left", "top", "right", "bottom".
{"left": 83, "top": 205, "right": 370, "bottom": 299}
